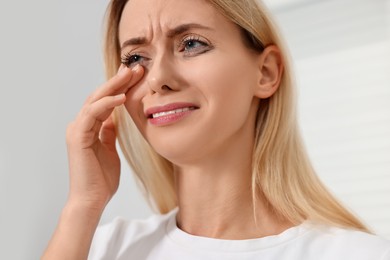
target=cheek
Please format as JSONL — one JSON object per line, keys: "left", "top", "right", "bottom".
{"left": 204, "top": 59, "right": 259, "bottom": 129}
{"left": 183, "top": 55, "right": 257, "bottom": 107}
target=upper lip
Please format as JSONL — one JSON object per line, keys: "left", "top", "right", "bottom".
{"left": 145, "top": 102, "right": 199, "bottom": 118}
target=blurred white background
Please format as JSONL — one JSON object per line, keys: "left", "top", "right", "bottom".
{"left": 0, "top": 0, "right": 389, "bottom": 259}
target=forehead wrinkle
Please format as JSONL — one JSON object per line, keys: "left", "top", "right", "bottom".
{"left": 141, "top": 0, "right": 172, "bottom": 40}
{"left": 146, "top": 7, "right": 182, "bottom": 43}
{"left": 133, "top": 10, "right": 170, "bottom": 45}
{"left": 120, "top": 0, "right": 219, "bottom": 47}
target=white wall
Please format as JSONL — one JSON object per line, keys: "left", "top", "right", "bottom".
{"left": 0, "top": 0, "right": 388, "bottom": 259}
{"left": 0, "top": 1, "right": 152, "bottom": 259}
{"left": 272, "top": 0, "right": 390, "bottom": 238}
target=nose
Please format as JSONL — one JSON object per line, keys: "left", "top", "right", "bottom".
{"left": 146, "top": 53, "right": 180, "bottom": 95}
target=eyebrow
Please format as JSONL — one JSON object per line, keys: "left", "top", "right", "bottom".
{"left": 120, "top": 23, "right": 213, "bottom": 50}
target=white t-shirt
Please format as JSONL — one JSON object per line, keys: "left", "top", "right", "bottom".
{"left": 89, "top": 208, "right": 390, "bottom": 260}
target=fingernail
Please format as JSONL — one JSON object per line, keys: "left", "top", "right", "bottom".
{"left": 114, "top": 93, "right": 125, "bottom": 100}
{"left": 131, "top": 64, "right": 140, "bottom": 72}
{"left": 118, "top": 64, "right": 128, "bottom": 75}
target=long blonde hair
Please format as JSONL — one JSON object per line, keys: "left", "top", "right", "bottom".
{"left": 103, "top": 0, "right": 369, "bottom": 232}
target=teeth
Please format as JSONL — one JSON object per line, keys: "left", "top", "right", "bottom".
{"left": 152, "top": 107, "right": 194, "bottom": 118}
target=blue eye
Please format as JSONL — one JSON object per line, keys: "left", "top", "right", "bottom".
{"left": 180, "top": 36, "right": 211, "bottom": 55}
{"left": 121, "top": 53, "right": 147, "bottom": 68}
{"left": 184, "top": 39, "right": 206, "bottom": 50}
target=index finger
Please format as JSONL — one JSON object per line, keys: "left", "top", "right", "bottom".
{"left": 87, "top": 64, "right": 144, "bottom": 104}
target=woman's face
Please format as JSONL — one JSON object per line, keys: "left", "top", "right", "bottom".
{"left": 119, "top": 0, "right": 262, "bottom": 164}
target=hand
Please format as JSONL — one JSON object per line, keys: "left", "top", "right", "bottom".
{"left": 65, "top": 64, "right": 144, "bottom": 211}
{"left": 41, "top": 65, "right": 144, "bottom": 260}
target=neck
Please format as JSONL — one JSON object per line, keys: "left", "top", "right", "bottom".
{"left": 173, "top": 132, "right": 292, "bottom": 240}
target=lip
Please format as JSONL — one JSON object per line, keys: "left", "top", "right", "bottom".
{"left": 145, "top": 102, "right": 199, "bottom": 126}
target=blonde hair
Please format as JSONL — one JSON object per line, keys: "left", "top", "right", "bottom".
{"left": 103, "top": 0, "right": 369, "bottom": 232}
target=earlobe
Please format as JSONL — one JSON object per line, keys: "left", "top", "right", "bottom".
{"left": 254, "top": 45, "right": 284, "bottom": 99}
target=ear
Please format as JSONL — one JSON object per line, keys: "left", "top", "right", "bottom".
{"left": 254, "top": 45, "right": 284, "bottom": 99}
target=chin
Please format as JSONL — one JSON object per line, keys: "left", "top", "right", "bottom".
{"left": 148, "top": 137, "right": 203, "bottom": 166}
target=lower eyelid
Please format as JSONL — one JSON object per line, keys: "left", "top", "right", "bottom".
{"left": 185, "top": 44, "right": 213, "bottom": 55}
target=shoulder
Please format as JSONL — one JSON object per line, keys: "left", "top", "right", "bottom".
{"left": 88, "top": 208, "right": 177, "bottom": 260}
{"left": 300, "top": 223, "right": 390, "bottom": 260}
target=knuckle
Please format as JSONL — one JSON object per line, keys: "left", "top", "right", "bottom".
{"left": 84, "top": 94, "right": 95, "bottom": 104}
{"left": 82, "top": 105, "right": 94, "bottom": 118}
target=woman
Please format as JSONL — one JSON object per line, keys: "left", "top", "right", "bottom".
{"left": 43, "top": 0, "right": 390, "bottom": 259}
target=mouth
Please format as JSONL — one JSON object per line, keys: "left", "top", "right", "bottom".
{"left": 145, "top": 102, "right": 199, "bottom": 125}
{"left": 149, "top": 106, "right": 197, "bottom": 119}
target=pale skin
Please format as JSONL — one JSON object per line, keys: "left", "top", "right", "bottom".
{"left": 42, "top": 0, "right": 291, "bottom": 259}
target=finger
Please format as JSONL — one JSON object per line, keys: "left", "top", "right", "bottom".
{"left": 78, "top": 94, "right": 126, "bottom": 133}
{"left": 87, "top": 64, "right": 144, "bottom": 104}
{"left": 99, "top": 116, "right": 117, "bottom": 149}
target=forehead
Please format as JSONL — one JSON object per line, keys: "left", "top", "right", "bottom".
{"left": 118, "top": 0, "right": 227, "bottom": 43}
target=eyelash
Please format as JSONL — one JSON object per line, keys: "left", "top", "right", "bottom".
{"left": 121, "top": 52, "right": 147, "bottom": 68}
{"left": 178, "top": 35, "right": 211, "bottom": 55}
{"left": 120, "top": 35, "right": 212, "bottom": 68}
